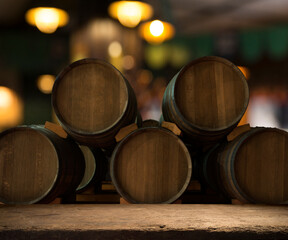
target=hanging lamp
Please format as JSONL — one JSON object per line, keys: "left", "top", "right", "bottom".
{"left": 25, "top": 1, "right": 69, "bottom": 34}
{"left": 108, "top": 1, "right": 153, "bottom": 28}
{"left": 139, "top": 19, "right": 175, "bottom": 44}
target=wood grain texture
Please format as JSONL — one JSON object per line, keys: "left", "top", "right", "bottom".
{"left": 53, "top": 59, "right": 127, "bottom": 132}
{"left": 218, "top": 127, "right": 288, "bottom": 204}
{"left": 162, "top": 56, "right": 249, "bottom": 144}
{"left": 175, "top": 56, "right": 248, "bottom": 130}
{"left": 52, "top": 58, "right": 138, "bottom": 148}
{"left": 1, "top": 204, "right": 288, "bottom": 240}
{"left": 110, "top": 127, "right": 192, "bottom": 203}
{"left": 0, "top": 127, "right": 58, "bottom": 204}
{"left": 0, "top": 126, "right": 85, "bottom": 204}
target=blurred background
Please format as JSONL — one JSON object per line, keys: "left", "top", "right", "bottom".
{"left": 1, "top": 0, "right": 288, "bottom": 131}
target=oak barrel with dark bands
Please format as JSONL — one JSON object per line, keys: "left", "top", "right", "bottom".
{"left": 77, "top": 146, "right": 107, "bottom": 193}
{"left": 52, "top": 58, "right": 138, "bottom": 148}
{"left": 0, "top": 126, "right": 85, "bottom": 204}
{"left": 217, "top": 127, "right": 288, "bottom": 204}
{"left": 201, "top": 144, "right": 222, "bottom": 193}
{"left": 110, "top": 127, "right": 192, "bottom": 203}
{"left": 162, "top": 56, "right": 249, "bottom": 145}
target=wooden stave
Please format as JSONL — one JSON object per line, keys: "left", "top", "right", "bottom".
{"left": 0, "top": 125, "right": 85, "bottom": 204}
{"left": 52, "top": 58, "right": 139, "bottom": 148}
{"left": 162, "top": 56, "right": 249, "bottom": 145}
{"left": 110, "top": 127, "right": 192, "bottom": 204}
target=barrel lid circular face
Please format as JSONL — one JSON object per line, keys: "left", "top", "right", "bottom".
{"left": 0, "top": 128, "right": 59, "bottom": 204}
{"left": 111, "top": 128, "right": 192, "bottom": 203}
{"left": 174, "top": 56, "right": 249, "bottom": 131}
{"left": 53, "top": 59, "right": 128, "bottom": 134}
{"left": 234, "top": 128, "right": 288, "bottom": 204}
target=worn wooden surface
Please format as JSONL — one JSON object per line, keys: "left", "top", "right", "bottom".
{"left": 0, "top": 204, "right": 288, "bottom": 240}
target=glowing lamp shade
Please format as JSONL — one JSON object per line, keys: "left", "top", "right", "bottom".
{"left": 25, "top": 7, "right": 69, "bottom": 34}
{"left": 139, "top": 20, "right": 175, "bottom": 44}
{"left": 108, "top": 1, "right": 153, "bottom": 28}
{"left": 0, "top": 87, "right": 23, "bottom": 129}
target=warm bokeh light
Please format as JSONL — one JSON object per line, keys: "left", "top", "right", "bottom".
{"left": 123, "top": 55, "right": 135, "bottom": 70}
{"left": 37, "top": 75, "right": 56, "bottom": 94}
{"left": 108, "top": 1, "right": 153, "bottom": 28}
{"left": 108, "top": 41, "right": 123, "bottom": 58}
{"left": 137, "top": 69, "right": 153, "bottom": 87}
{"left": 25, "top": 7, "right": 69, "bottom": 34}
{"left": 149, "top": 20, "right": 164, "bottom": 37}
{"left": 0, "top": 88, "right": 12, "bottom": 109}
{"left": 238, "top": 66, "right": 250, "bottom": 80}
{"left": 0, "top": 86, "right": 23, "bottom": 129}
{"left": 139, "top": 20, "right": 175, "bottom": 44}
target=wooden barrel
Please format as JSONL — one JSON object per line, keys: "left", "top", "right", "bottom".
{"left": 162, "top": 56, "right": 249, "bottom": 145}
{"left": 110, "top": 127, "right": 192, "bottom": 203}
{"left": 0, "top": 126, "right": 85, "bottom": 204}
{"left": 77, "top": 146, "right": 107, "bottom": 193}
{"left": 142, "top": 119, "right": 159, "bottom": 128}
{"left": 217, "top": 127, "right": 288, "bottom": 204}
{"left": 52, "top": 58, "right": 138, "bottom": 148}
{"left": 201, "top": 144, "right": 222, "bottom": 192}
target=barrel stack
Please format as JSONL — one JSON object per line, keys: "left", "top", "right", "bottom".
{"left": 0, "top": 56, "right": 287, "bottom": 205}
{"left": 161, "top": 56, "right": 288, "bottom": 205}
